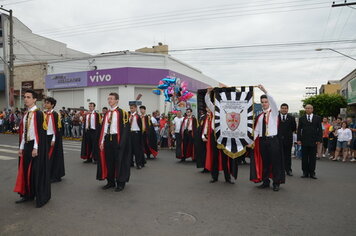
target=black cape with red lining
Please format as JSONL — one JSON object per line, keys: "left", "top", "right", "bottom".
{"left": 250, "top": 113, "right": 285, "bottom": 184}
{"left": 178, "top": 116, "right": 198, "bottom": 160}
{"left": 80, "top": 111, "right": 101, "bottom": 160}
{"left": 142, "top": 115, "right": 158, "bottom": 158}
{"left": 14, "top": 110, "right": 51, "bottom": 207}
{"left": 204, "top": 117, "right": 238, "bottom": 179}
{"left": 48, "top": 111, "right": 65, "bottom": 181}
{"left": 195, "top": 114, "right": 207, "bottom": 168}
{"left": 96, "top": 108, "right": 131, "bottom": 183}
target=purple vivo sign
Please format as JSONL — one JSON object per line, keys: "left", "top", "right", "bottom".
{"left": 87, "top": 67, "right": 210, "bottom": 92}
{"left": 46, "top": 67, "right": 211, "bottom": 91}
{"left": 46, "top": 71, "right": 87, "bottom": 89}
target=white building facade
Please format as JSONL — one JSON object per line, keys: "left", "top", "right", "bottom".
{"left": 46, "top": 52, "right": 220, "bottom": 114}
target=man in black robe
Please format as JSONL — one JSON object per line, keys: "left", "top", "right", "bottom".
{"left": 195, "top": 109, "right": 208, "bottom": 172}
{"left": 81, "top": 102, "right": 102, "bottom": 164}
{"left": 98, "top": 92, "right": 131, "bottom": 192}
{"left": 139, "top": 105, "right": 158, "bottom": 159}
{"left": 44, "top": 97, "right": 65, "bottom": 183}
{"left": 179, "top": 108, "right": 198, "bottom": 162}
{"left": 129, "top": 104, "right": 145, "bottom": 169}
{"left": 14, "top": 89, "right": 51, "bottom": 207}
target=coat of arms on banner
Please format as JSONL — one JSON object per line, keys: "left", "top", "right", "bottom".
{"left": 214, "top": 86, "right": 254, "bottom": 158}
{"left": 226, "top": 112, "right": 240, "bottom": 131}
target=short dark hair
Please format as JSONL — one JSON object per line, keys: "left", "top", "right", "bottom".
{"left": 341, "top": 121, "right": 348, "bottom": 128}
{"left": 109, "top": 92, "right": 119, "bottom": 100}
{"left": 139, "top": 105, "right": 146, "bottom": 110}
{"left": 130, "top": 104, "right": 137, "bottom": 108}
{"left": 260, "top": 94, "right": 267, "bottom": 102}
{"left": 89, "top": 102, "right": 96, "bottom": 107}
{"left": 24, "top": 89, "right": 38, "bottom": 99}
{"left": 44, "top": 97, "right": 57, "bottom": 108}
{"left": 280, "top": 103, "right": 288, "bottom": 108}
{"left": 186, "top": 108, "right": 193, "bottom": 112}
{"left": 102, "top": 107, "right": 108, "bottom": 110}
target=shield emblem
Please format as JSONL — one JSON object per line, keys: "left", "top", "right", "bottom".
{"left": 226, "top": 112, "right": 240, "bottom": 131}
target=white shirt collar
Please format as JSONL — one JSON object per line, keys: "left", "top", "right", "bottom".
{"left": 29, "top": 105, "right": 37, "bottom": 112}
{"left": 110, "top": 106, "right": 118, "bottom": 111}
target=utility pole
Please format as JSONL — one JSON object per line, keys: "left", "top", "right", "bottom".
{"left": 332, "top": 1, "right": 356, "bottom": 7}
{"left": 0, "top": 7, "right": 14, "bottom": 108}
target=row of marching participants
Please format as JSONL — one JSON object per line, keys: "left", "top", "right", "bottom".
{"left": 14, "top": 90, "right": 158, "bottom": 208}
{"left": 80, "top": 93, "right": 158, "bottom": 191}
{"left": 175, "top": 85, "right": 322, "bottom": 192}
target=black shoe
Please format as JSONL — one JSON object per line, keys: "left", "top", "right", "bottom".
{"left": 179, "top": 159, "right": 186, "bottom": 162}
{"left": 258, "top": 183, "right": 270, "bottom": 189}
{"left": 273, "top": 184, "right": 280, "bottom": 191}
{"left": 286, "top": 171, "right": 293, "bottom": 176}
{"left": 51, "top": 178, "right": 62, "bottom": 183}
{"left": 225, "top": 179, "right": 235, "bottom": 184}
{"left": 301, "top": 174, "right": 309, "bottom": 178}
{"left": 83, "top": 159, "right": 92, "bottom": 163}
{"left": 310, "top": 175, "right": 318, "bottom": 179}
{"left": 210, "top": 179, "right": 217, "bottom": 183}
{"left": 15, "top": 197, "right": 33, "bottom": 204}
{"left": 114, "top": 186, "right": 124, "bottom": 192}
{"left": 102, "top": 183, "right": 115, "bottom": 190}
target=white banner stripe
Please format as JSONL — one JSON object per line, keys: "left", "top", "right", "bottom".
{"left": 231, "top": 92, "right": 236, "bottom": 101}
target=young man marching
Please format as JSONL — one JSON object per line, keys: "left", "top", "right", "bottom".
{"left": 44, "top": 97, "right": 65, "bottom": 183}
{"left": 98, "top": 93, "right": 131, "bottom": 192}
{"left": 14, "top": 89, "right": 51, "bottom": 207}
{"left": 81, "top": 102, "right": 101, "bottom": 164}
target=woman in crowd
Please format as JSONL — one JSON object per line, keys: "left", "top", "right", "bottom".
{"left": 333, "top": 121, "right": 352, "bottom": 162}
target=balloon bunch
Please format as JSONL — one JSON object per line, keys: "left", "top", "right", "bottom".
{"left": 152, "top": 77, "right": 194, "bottom": 103}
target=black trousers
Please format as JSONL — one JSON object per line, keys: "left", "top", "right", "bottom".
{"left": 142, "top": 132, "right": 150, "bottom": 158}
{"left": 130, "top": 131, "right": 145, "bottom": 167}
{"left": 260, "top": 136, "right": 282, "bottom": 185}
{"left": 23, "top": 140, "right": 36, "bottom": 198}
{"left": 182, "top": 130, "right": 194, "bottom": 159}
{"left": 281, "top": 138, "right": 293, "bottom": 172}
{"left": 86, "top": 129, "right": 98, "bottom": 161}
{"left": 210, "top": 136, "right": 231, "bottom": 181}
{"left": 301, "top": 145, "right": 317, "bottom": 176}
{"left": 104, "top": 135, "right": 123, "bottom": 185}
{"left": 175, "top": 132, "right": 182, "bottom": 158}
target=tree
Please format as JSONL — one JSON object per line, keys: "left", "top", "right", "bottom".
{"left": 302, "top": 94, "right": 347, "bottom": 118}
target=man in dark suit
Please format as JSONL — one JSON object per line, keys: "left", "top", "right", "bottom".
{"left": 278, "top": 103, "right": 297, "bottom": 176}
{"left": 297, "top": 104, "right": 322, "bottom": 179}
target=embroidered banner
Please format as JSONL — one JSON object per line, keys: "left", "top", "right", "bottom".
{"left": 214, "top": 86, "right": 254, "bottom": 158}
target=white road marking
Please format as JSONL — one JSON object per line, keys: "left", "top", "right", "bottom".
{"left": 0, "top": 155, "right": 16, "bottom": 160}
{"left": 0, "top": 148, "right": 18, "bottom": 154}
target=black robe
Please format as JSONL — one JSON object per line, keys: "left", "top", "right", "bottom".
{"left": 142, "top": 115, "right": 158, "bottom": 158}
{"left": 80, "top": 112, "right": 101, "bottom": 160}
{"left": 97, "top": 108, "right": 131, "bottom": 183}
{"left": 179, "top": 116, "right": 198, "bottom": 160}
{"left": 47, "top": 111, "right": 65, "bottom": 181}
{"left": 195, "top": 114, "right": 207, "bottom": 168}
{"left": 14, "top": 109, "right": 51, "bottom": 207}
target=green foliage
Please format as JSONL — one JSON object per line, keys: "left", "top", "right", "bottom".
{"left": 302, "top": 94, "right": 347, "bottom": 118}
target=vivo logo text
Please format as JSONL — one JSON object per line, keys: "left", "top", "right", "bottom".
{"left": 89, "top": 72, "right": 112, "bottom": 83}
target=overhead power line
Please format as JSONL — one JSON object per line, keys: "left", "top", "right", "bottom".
{"left": 21, "top": 1, "right": 331, "bottom": 40}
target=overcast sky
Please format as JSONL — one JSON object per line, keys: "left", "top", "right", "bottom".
{"left": 2, "top": 0, "right": 356, "bottom": 112}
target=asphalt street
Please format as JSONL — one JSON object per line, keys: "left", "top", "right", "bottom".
{"left": 0, "top": 133, "right": 355, "bottom": 236}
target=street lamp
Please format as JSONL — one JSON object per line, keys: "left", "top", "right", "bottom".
{"left": 315, "top": 48, "right": 356, "bottom": 61}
